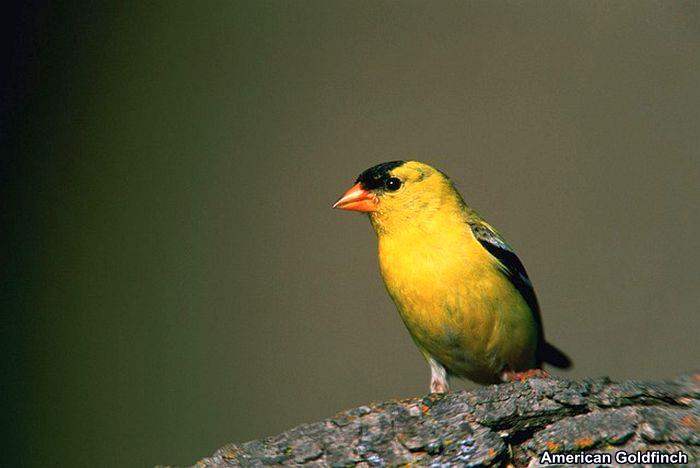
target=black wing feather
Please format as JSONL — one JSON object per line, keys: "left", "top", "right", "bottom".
{"left": 469, "top": 223, "right": 543, "bottom": 336}
{"left": 469, "top": 222, "right": 571, "bottom": 368}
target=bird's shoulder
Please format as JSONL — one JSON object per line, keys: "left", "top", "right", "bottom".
{"left": 467, "top": 220, "right": 516, "bottom": 258}
{"left": 466, "top": 219, "right": 528, "bottom": 278}
{"left": 466, "top": 217, "right": 542, "bottom": 330}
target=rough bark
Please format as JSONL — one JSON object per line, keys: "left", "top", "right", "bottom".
{"left": 192, "top": 374, "right": 699, "bottom": 467}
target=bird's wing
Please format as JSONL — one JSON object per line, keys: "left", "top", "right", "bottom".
{"left": 468, "top": 221, "right": 545, "bottom": 345}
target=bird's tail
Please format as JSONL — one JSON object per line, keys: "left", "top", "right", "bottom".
{"left": 539, "top": 342, "right": 572, "bottom": 369}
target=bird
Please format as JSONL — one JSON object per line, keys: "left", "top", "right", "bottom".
{"left": 333, "top": 161, "right": 571, "bottom": 393}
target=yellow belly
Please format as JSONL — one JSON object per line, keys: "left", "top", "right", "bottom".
{"left": 378, "top": 227, "right": 538, "bottom": 383}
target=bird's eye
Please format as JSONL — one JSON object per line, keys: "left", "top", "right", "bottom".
{"left": 385, "top": 177, "right": 402, "bottom": 191}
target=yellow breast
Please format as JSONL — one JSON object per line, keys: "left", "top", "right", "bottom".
{"left": 376, "top": 212, "right": 538, "bottom": 383}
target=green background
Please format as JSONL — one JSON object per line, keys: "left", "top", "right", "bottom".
{"left": 5, "top": 2, "right": 698, "bottom": 466}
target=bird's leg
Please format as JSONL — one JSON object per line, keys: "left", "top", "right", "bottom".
{"left": 427, "top": 356, "right": 450, "bottom": 393}
{"left": 500, "top": 368, "right": 550, "bottom": 382}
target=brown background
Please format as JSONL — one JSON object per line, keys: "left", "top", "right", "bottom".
{"left": 4, "top": 1, "right": 698, "bottom": 466}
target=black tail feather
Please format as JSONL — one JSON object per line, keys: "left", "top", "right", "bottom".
{"left": 539, "top": 342, "right": 572, "bottom": 369}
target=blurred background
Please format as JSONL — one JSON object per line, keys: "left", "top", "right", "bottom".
{"left": 3, "top": 1, "right": 698, "bottom": 466}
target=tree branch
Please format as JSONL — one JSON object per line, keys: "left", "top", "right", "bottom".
{"left": 191, "top": 374, "right": 699, "bottom": 466}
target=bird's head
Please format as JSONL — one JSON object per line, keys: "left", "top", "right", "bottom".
{"left": 333, "top": 161, "right": 461, "bottom": 232}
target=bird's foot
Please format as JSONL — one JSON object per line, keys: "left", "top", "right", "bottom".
{"left": 430, "top": 379, "right": 449, "bottom": 394}
{"left": 500, "top": 368, "right": 550, "bottom": 382}
{"left": 427, "top": 355, "right": 450, "bottom": 393}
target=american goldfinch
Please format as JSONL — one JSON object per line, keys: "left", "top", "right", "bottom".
{"left": 333, "top": 161, "right": 571, "bottom": 393}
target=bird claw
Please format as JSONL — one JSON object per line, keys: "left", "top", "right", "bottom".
{"left": 430, "top": 380, "right": 450, "bottom": 394}
{"left": 501, "top": 368, "right": 550, "bottom": 382}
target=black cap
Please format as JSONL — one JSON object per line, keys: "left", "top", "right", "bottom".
{"left": 355, "top": 161, "right": 405, "bottom": 190}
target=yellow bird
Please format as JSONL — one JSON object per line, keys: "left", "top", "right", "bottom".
{"left": 333, "top": 161, "right": 570, "bottom": 393}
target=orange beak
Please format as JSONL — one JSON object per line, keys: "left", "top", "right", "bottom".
{"left": 332, "top": 182, "right": 379, "bottom": 212}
